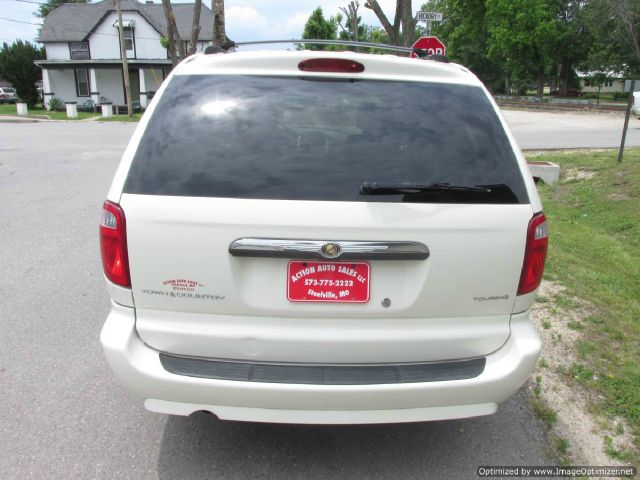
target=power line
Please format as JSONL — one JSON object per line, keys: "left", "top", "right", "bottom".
{"left": 0, "top": 16, "right": 173, "bottom": 41}
{"left": 0, "top": 0, "right": 49, "bottom": 5}
{"left": 0, "top": 16, "right": 42, "bottom": 25}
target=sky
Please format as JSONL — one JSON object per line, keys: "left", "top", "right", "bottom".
{"left": 0, "top": 0, "right": 399, "bottom": 46}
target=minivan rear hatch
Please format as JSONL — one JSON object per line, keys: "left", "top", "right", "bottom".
{"left": 119, "top": 71, "right": 533, "bottom": 364}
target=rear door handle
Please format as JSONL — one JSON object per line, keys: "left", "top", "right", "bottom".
{"left": 229, "top": 238, "right": 429, "bottom": 261}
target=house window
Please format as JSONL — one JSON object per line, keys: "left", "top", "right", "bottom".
{"left": 69, "top": 41, "right": 90, "bottom": 60}
{"left": 605, "top": 80, "right": 613, "bottom": 87}
{"left": 124, "top": 27, "right": 135, "bottom": 56}
{"left": 75, "top": 68, "right": 90, "bottom": 97}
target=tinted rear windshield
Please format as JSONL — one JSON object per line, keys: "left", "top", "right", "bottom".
{"left": 124, "top": 74, "right": 528, "bottom": 204}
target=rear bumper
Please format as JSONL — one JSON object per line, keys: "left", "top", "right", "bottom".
{"left": 100, "top": 303, "right": 540, "bottom": 424}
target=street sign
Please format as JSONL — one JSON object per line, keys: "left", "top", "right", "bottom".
{"left": 411, "top": 36, "right": 446, "bottom": 58}
{"left": 417, "top": 11, "right": 443, "bottom": 22}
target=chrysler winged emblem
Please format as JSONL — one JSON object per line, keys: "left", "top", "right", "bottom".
{"left": 321, "top": 242, "right": 341, "bottom": 258}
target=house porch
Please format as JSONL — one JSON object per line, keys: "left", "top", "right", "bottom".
{"left": 35, "top": 59, "right": 170, "bottom": 111}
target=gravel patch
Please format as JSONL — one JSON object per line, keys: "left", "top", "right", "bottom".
{"left": 563, "top": 168, "right": 596, "bottom": 182}
{"left": 530, "top": 281, "right": 635, "bottom": 465}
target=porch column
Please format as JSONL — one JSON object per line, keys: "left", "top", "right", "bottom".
{"left": 139, "top": 68, "right": 148, "bottom": 108}
{"left": 42, "top": 68, "right": 54, "bottom": 110}
{"left": 89, "top": 68, "right": 100, "bottom": 106}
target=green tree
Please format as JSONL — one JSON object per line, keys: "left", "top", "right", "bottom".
{"left": 335, "top": 2, "right": 396, "bottom": 52}
{"left": 486, "top": 0, "right": 562, "bottom": 99}
{"left": 582, "top": 0, "right": 640, "bottom": 77}
{"left": 553, "top": 1, "right": 590, "bottom": 93}
{"left": 610, "top": 0, "right": 640, "bottom": 67}
{"left": 337, "top": 1, "right": 363, "bottom": 42}
{"left": 366, "top": 25, "right": 391, "bottom": 44}
{"left": 36, "top": 0, "right": 88, "bottom": 19}
{"left": 425, "top": 0, "right": 506, "bottom": 92}
{"left": 0, "top": 41, "right": 44, "bottom": 106}
{"left": 301, "top": 7, "right": 338, "bottom": 50}
{"left": 364, "top": 0, "right": 417, "bottom": 46}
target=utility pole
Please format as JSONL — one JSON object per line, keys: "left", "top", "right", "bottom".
{"left": 115, "top": 0, "right": 132, "bottom": 117}
{"left": 618, "top": 79, "right": 636, "bottom": 163}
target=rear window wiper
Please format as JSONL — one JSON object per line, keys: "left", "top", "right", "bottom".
{"left": 360, "top": 181, "right": 493, "bottom": 195}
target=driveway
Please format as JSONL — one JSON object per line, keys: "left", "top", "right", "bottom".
{"left": 0, "top": 117, "right": 584, "bottom": 479}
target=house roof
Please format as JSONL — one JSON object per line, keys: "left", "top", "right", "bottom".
{"left": 38, "top": 0, "right": 214, "bottom": 43}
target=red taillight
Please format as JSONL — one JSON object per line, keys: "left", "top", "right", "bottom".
{"left": 298, "top": 58, "right": 364, "bottom": 73}
{"left": 100, "top": 200, "right": 130, "bottom": 288}
{"left": 517, "top": 212, "right": 549, "bottom": 295}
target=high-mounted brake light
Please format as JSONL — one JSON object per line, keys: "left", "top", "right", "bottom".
{"left": 517, "top": 212, "right": 549, "bottom": 295}
{"left": 100, "top": 200, "right": 131, "bottom": 288}
{"left": 298, "top": 58, "right": 365, "bottom": 73}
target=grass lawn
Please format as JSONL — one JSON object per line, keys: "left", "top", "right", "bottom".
{"left": 0, "top": 103, "right": 142, "bottom": 122}
{"left": 0, "top": 103, "right": 99, "bottom": 120}
{"left": 580, "top": 92, "right": 629, "bottom": 103}
{"left": 530, "top": 148, "right": 640, "bottom": 456}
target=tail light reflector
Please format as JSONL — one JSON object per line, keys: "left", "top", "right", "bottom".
{"left": 517, "top": 212, "right": 548, "bottom": 295}
{"left": 298, "top": 58, "right": 364, "bottom": 73}
{"left": 100, "top": 201, "right": 130, "bottom": 288}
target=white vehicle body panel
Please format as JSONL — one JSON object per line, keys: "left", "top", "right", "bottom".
{"left": 101, "top": 49, "right": 544, "bottom": 423}
{"left": 121, "top": 194, "right": 532, "bottom": 362}
{"left": 101, "top": 303, "right": 540, "bottom": 424}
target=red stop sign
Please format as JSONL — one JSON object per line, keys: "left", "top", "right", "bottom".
{"left": 411, "top": 36, "right": 446, "bottom": 58}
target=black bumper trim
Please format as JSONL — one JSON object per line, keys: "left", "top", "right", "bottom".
{"left": 159, "top": 354, "right": 486, "bottom": 385}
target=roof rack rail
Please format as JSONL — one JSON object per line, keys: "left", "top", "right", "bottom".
{"left": 204, "top": 39, "right": 449, "bottom": 62}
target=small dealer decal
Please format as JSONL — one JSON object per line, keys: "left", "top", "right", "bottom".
{"left": 162, "top": 278, "right": 204, "bottom": 292}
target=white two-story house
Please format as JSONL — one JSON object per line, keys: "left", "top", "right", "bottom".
{"left": 36, "top": 0, "right": 214, "bottom": 110}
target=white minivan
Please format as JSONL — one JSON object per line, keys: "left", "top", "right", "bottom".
{"left": 100, "top": 47, "right": 547, "bottom": 424}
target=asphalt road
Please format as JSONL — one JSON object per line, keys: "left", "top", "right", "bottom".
{"left": 502, "top": 109, "right": 640, "bottom": 150}
{"left": 2, "top": 113, "right": 618, "bottom": 479}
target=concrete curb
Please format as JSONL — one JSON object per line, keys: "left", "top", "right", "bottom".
{"left": 498, "top": 102, "right": 626, "bottom": 114}
{"left": 0, "top": 116, "right": 40, "bottom": 123}
{"left": 92, "top": 120, "right": 140, "bottom": 124}
{"left": 0, "top": 115, "right": 107, "bottom": 123}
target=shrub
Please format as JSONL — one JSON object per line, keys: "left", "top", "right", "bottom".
{"left": 47, "top": 97, "right": 64, "bottom": 111}
{"left": 0, "top": 40, "right": 44, "bottom": 107}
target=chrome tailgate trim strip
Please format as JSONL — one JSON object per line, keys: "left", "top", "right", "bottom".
{"left": 229, "top": 238, "right": 429, "bottom": 260}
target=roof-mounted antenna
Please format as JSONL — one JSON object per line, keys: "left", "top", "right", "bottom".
{"left": 203, "top": 40, "right": 236, "bottom": 54}
{"left": 221, "top": 40, "right": 236, "bottom": 51}
{"left": 412, "top": 48, "right": 429, "bottom": 58}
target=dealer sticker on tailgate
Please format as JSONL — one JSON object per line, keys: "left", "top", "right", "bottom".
{"left": 287, "top": 261, "right": 370, "bottom": 303}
